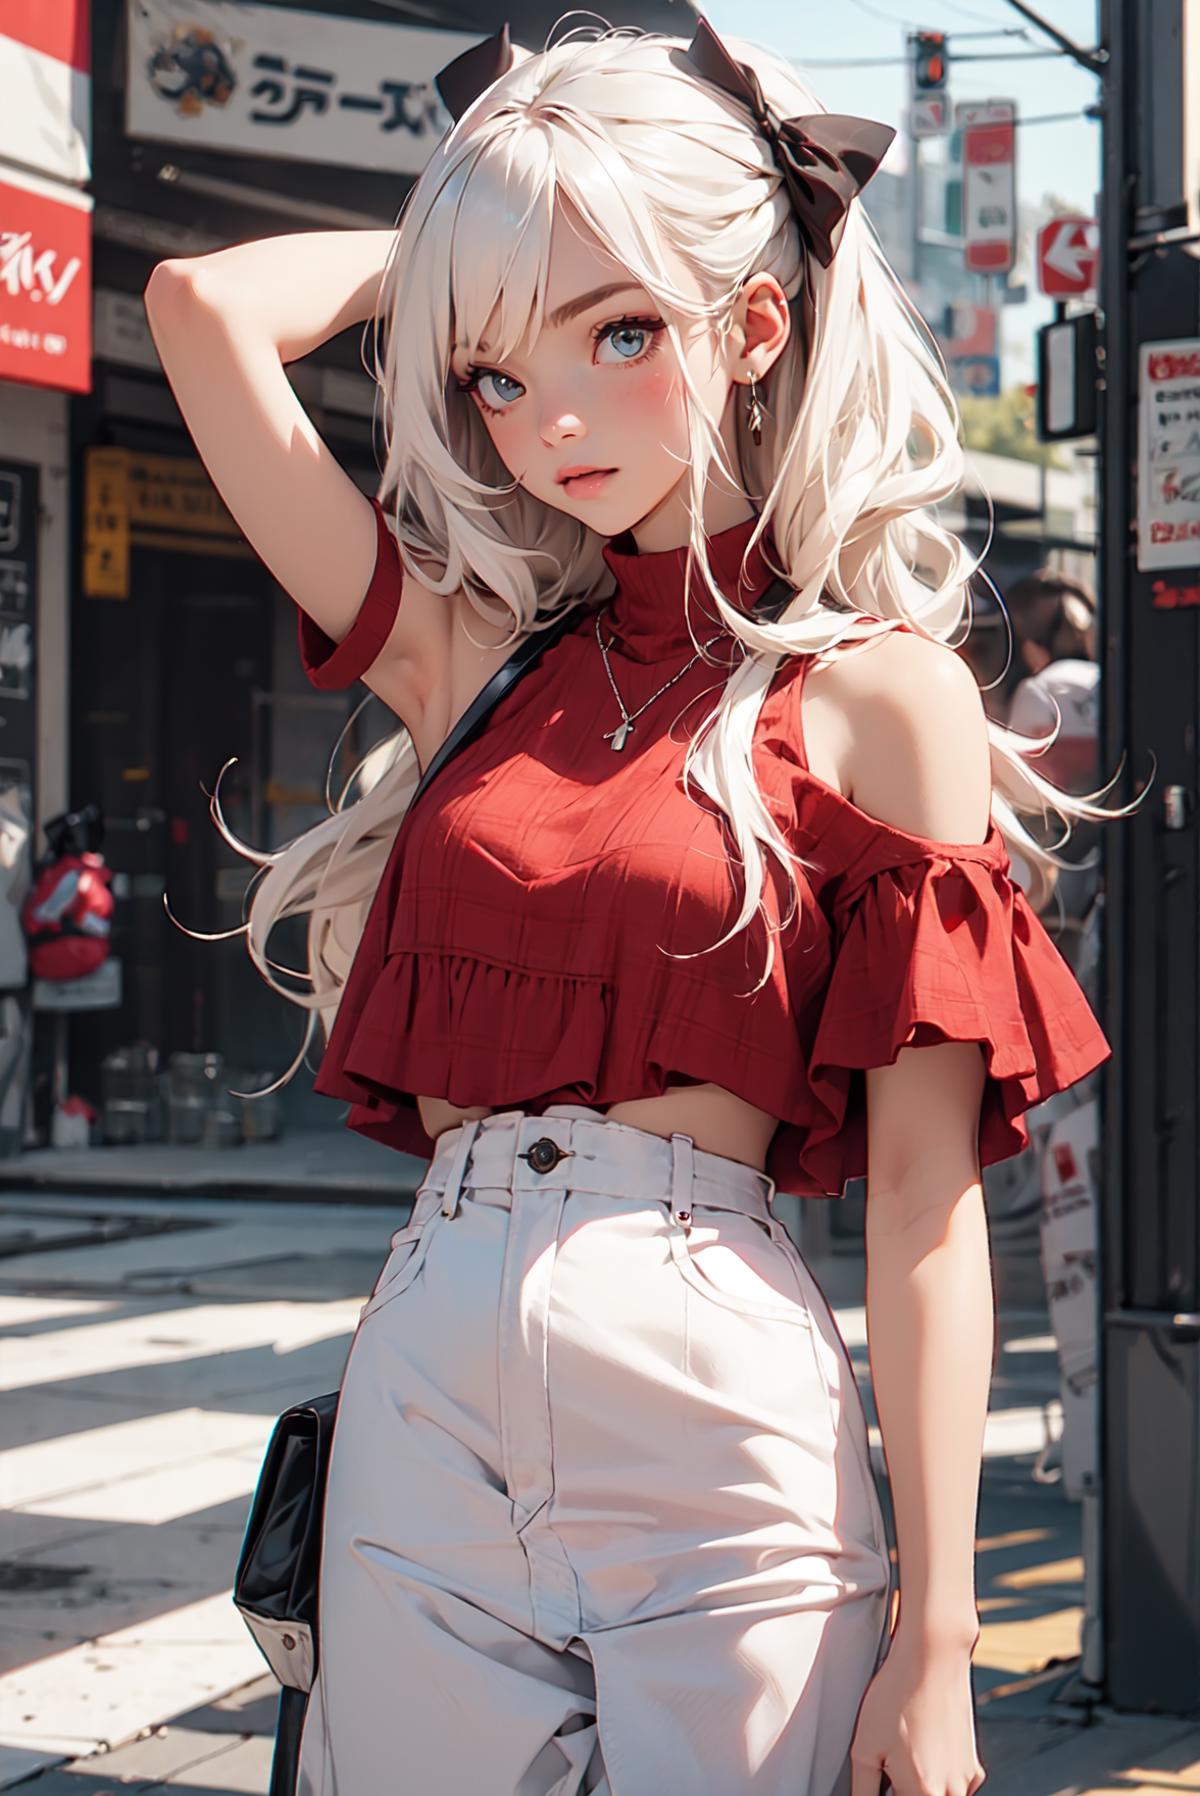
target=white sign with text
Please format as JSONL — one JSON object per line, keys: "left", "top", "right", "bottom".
{"left": 126, "top": 0, "right": 480, "bottom": 176}
{"left": 1137, "top": 339, "right": 1200, "bottom": 571}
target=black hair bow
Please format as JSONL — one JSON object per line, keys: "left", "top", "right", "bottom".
{"left": 434, "top": 21, "right": 513, "bottom": 121}
{"left": 680, "top": 18, "right": 896, "bottom": 268}
{"left": 433, "top": 15, "right": 896, "bottom": 270}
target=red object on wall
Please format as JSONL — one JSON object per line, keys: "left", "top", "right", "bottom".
{"left": 0, "top": 169, "right": 92, "bottom": 394}
{"left": 21, "top": 851, "right": 114, "bottom": 981}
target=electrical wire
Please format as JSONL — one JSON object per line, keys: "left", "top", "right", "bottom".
{"left": 846, "top": 0, "right": 1034, "bottom": 38}
{"left": 934, "top": 0, "right": 1022, "bottom": 24}
{"left": 800, "top": 46, "right": 1076, "bottom": 65}
{"left": 996, "top": 108, "right": 1100, "bottom": 127}
{"left": 845, "top": 0, "right": 914, "bottom": 25}
{"left": 952, "top": 47, "right": 1092, "bottom": 59}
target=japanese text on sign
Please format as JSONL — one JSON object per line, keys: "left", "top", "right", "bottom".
{"left": 1137, "top": 341, "right": 1200, "bottom": 573}
{"left": 126, "top": 0, "right": 480, "bottom": 177}
{"left": 0, "top": 170, "right": 92, "bottom": 394}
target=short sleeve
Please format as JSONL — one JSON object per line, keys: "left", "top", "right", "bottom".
{"left": 798, "top": 845, "right": 1111, "bottom": 1194}
{"left": 297, "top": 498, "right": 403, "bottom": 690}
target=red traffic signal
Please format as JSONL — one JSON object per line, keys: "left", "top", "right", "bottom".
{"left": 912, "top": 30, "right": 948, "bottom": 92}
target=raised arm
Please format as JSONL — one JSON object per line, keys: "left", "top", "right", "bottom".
{"left": 144, "top": 231, "right": 448, "bottom": 727}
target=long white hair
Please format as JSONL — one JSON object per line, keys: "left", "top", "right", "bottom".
{"left": 182, "top": 20, "right": 1124, "bottom": 1095}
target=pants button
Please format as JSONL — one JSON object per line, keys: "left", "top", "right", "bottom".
{"left": 522, "top": 1137, "right": 572, "bottom": 1174}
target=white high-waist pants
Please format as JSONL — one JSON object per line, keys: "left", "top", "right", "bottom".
{"left": 297, "top": 1105, "right": 894, "bottom": 1795}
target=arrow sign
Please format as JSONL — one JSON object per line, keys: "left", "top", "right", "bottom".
{"left": 1037, "top": 216, "right": 1099, "bottom": 297}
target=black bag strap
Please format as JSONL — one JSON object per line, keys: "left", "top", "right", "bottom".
{"left": 752, "top": 575, "right": 795, "bottom": 623}
{"left": 406, "top": 574, "right": 797, "bottom": 814}
{"left": 407, "top": 603, "right": 583, "bottom": 813}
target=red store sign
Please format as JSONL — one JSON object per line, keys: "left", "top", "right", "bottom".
{"left": 0, "top": 168, "right": 92, "bottom": 395}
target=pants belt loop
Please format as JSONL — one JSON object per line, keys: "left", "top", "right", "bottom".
{"left": 669, "top": 1132, "right": 695, "bottom": 1233}
{"left": 440, "top": 1117, "right": 482, "bottom": 1219}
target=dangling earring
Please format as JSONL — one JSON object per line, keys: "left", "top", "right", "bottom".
{"left": 745, "top": 374, "right": 764, "bottom": 447}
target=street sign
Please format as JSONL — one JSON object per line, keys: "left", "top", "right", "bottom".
{"left": 1137, "top": 339, "right": 1200, "bottom": 570}
{"left": 1037, "top": 216, "right": 1099, "bottom": 296}
{"left": 949, "top": 354, "right": 1000, "bottom": 397}
{"left": 911, "top": 96, "right": 948, "bottom": 139}
{"left": 941, "top": 301, "right": 997, "bottom": 358}
{"left": 1037, "top": 311, "right": 1098, "bottom": 441}
{"left": 958, "top": 100, "right": 1016, "bottom": 276}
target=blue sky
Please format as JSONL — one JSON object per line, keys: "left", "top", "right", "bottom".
{"left": 701, "top": 0, "right": 1103, "bottom": 381}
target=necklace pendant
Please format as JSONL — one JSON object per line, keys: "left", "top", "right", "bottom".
{"left": 610, "top": 718, "right": 632, "bottom": 751}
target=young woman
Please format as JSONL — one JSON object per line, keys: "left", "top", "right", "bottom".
{"left": 146, "top": 19, "right": 1114, "bottom": 1794}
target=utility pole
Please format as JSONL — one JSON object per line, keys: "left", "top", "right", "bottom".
{"left": 910, "top": 124, "right": 922, "bottom": 300}
{"left": 1097, "top": 0, "right": 1200, "bottom": 1715}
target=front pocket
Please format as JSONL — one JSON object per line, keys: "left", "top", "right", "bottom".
{"left": 667, "top": 1210, "right": 814, "bottom": 1326}
{"left": 358, "top": 1199, "right": 443, "bottom": 1322}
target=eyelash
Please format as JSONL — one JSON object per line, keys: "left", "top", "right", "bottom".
{"left": 456, "top": 314, "right": 667, "bottom": 417}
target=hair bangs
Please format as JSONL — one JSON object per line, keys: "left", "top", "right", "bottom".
{"left": 446, "top": 127, "right": 557, "bottom": 375}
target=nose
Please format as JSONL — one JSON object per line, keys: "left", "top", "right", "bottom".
{"left": 539, "top": 405, "right": 586, "bottom": 449}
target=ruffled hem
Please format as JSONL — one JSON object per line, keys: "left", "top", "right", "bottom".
{"left": 798, "top": 852, "right": 1110, "bottom": 1194}
{"left": 313, "top": 863, "right": 1109, "bottom": 1198}
{"left": 313, "top": 945, "right": 829, "bottom": 1185}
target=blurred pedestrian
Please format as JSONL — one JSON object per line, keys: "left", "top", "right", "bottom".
{"left": 1004, "top": 568, "right": 1098, "bottom": 794}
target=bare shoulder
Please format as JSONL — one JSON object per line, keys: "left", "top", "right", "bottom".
{"left": 810, "top": 627, "right": 992, "bottom": 843}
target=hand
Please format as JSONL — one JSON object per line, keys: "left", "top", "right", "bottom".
{"left": 849, "top": 1635, "right": 986, "bottom": 1796}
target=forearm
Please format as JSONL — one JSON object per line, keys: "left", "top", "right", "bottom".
{"left": 148, "top": 229, "right": 396, "bottom": 363}
{"left": 142, "top": 232, "right": 394, "bottom": 633}
{"left": 865, "top": 1176, "right": 994, "bottom": 1651}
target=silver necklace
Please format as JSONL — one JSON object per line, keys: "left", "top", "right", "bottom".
{"left": 594, "top": 611, "right": 726, "bottom": 751}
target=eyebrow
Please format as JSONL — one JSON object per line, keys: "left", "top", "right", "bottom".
{"left": 470, "top": 282, "right": 647, "bottom": 360}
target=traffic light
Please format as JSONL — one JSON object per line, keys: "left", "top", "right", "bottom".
{"left": 912, "top": 30, "right": 948, "bottom": 92}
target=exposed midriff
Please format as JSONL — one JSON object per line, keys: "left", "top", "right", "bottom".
{"left": 417, "top": 1081, "right": 781, "bottom": 1170}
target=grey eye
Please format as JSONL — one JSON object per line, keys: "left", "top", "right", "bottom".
{"left": 478, "top": 372, "right": 525, "bottom": 409}
{"left": 599, "top": 325, "right": 649, "bottom": 361}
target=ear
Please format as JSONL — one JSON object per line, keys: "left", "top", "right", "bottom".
{"left": 727, "top": 275, "right": 790, "bottom": 385}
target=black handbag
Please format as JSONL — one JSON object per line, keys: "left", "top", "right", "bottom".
{"left": 231, "top": 572, "right": 796, "bottom": 1791}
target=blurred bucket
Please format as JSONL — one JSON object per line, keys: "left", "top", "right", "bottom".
{"left": 101, "top": 1042, "right": 163, "bottom": 1144}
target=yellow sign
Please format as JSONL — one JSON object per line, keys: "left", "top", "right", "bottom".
{"left": 83, "top": 448, "right": 131, "bottom": 599}
{"left": 125, "top": 451, "right": 242, "bottom": 540}
{"left": 83, "top": 448, "right": 245, "bottom": 597}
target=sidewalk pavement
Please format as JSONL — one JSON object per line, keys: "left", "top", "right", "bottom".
{"left": 1, "top": 1180, "right": 1197, "bottom": 1794}
{"left": 0, "top": 1128, "right": 423, "bottom": 1204}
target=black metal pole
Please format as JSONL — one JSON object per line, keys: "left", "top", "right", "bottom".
{"left": 1098, "top": 0, "right": 1200, "bottom": 1717}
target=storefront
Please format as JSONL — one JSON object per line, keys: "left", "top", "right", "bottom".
{"left": 0, "top": 1, "right": 91, "bottom": 1151}
{"left": 62, "top": 0, "right": 690, "bottom": 1149}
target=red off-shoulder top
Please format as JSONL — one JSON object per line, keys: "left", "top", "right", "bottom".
{"left": 296, "top": 504, "right": 1110, "bottom": 1197}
